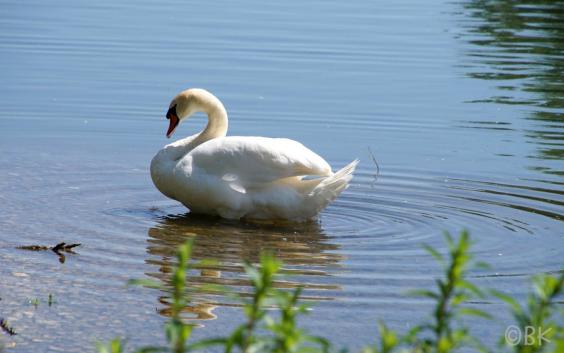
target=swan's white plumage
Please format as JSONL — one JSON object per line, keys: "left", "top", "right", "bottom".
{"left": 150, "top": 88, "right": 358, "bottom": 221}
{"left": 190, "top": 136, "right": 332, "bottom": 184}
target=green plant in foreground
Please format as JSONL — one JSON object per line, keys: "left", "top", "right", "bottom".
{"left": 98, "top": 241, "right": 197, "bottom": 353}
{"left": 360, "top": 231, "right": 488, "bottom": 353}
{"left": 96, "top": 337, "right": 124, "bottom": 353}
{"left": 97, "top": 232, "right": 563, "bottom": 353}
{"left": 493, "top": 274, "right": 563, "bottom": 353}
{"left": 162, "top": 241, "right": 193, "bottom": 353}
{"left": 406, "top": 231, "right": 491, "bottom": 353}
{"left": 217, "top": 254, "right": 329, "bottom": 353}
{"left": 188, "top": 253, "right": 328, "bottom": 353}
{"left": 136, "top": 241, "right": 197, "bottom": 353}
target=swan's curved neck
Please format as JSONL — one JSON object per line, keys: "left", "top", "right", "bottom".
{"left": 165, "top": 92, "right": 228, "bottom": 161}
{"left": 193, "top": 100, "right": 228, "bottom": 145}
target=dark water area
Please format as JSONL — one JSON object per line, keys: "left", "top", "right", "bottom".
{"left": 0, "top": 0, "right": 563, "bottom": 352}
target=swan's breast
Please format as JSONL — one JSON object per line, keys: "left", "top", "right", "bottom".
{"left": 150, "top": 149, "right": 191, "bottom": 201}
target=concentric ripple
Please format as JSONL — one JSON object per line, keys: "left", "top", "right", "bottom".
{"left": 25, "top": 159, "right": 556, "bottom": 320}
{"left": 1, "top": 152, "right": 563, "bottom": 342}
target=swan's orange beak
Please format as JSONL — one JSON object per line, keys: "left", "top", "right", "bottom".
{"left": 166, "top": 105, "right": 179, "bottom": 138}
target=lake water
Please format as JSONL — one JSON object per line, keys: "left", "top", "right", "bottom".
{"left": 0, "top": 0, "right": 562, "bottom": 351}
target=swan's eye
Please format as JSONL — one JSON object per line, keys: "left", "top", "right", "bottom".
{"left": 165, "top": 104, "right": 180, "bottom": 138}
{"left": 166, "top": 104, "right": 177, "bottom": 120}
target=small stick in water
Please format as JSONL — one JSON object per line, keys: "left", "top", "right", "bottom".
{"left": 0, "top": 318, "right": 16, "bottom": 336}
{"left": 51, "top": 242, "right": 81, "bottom": 254}
{"left": 51, "top": 242, "right": 81, "bottom": 263}
{"left": 367, "top": 146, "right": 380, "bottom": 185}
{"left": 16, "top": 245, "right": 50, "bottom": 251}
{"left": 16, "top": 242, "right": 81, "bottom": 263}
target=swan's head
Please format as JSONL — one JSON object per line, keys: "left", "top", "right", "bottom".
{"left": 166, "top": 90, "right": 194, "bottom": 138}
{"left": 165, "top": 88, "right": 219, "bottom": 138}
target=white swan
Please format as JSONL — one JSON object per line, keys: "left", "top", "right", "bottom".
{"left": 150, "top": 88, "right": 358, "bottom": 221}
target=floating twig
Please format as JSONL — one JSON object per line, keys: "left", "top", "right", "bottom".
{"left": 0, "top": 318, "right": 16, "bottom": 336}
{"left": 51, "top": 242, "right": 81, "bottom": 254}
{"left": 16, "top": 245, "right": 50, "bottom": 251}
{"left": 16, "top": 242, "right": 81, "bottom": 263}
{"left": 367, "top": 146, "right": 380, "bottom": 186}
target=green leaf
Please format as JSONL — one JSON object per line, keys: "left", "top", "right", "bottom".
{"left": 459, "top": 280, "right": 484, "bottom": 298}
{"left": 406, "top": 289, "right": 439, "bottom": 299}
{"left": 127, "top": 279, "right": 163, "bottom": 289}
{"left": 244, "top": 263, "right": 261, "bottom": 285}
{"left": 451, "top": 293, "right": 470, "bottom": 306}
{"left": 378, "top": 321, "right": 398, "bottom": 352}
{"left": 194, "top": 258, "right": 218, "bottom": 267}
{"left": 443, "top": 231, "right": 455, "bottom": 251}
{"left": 96, "top": 338, "right": 124, "bottom": 353}
{"left": 177, "top": 241, "right": 192, "bottom": 267}
{"left": 490, "top": 289, "right": 522, "bottom": 313}
{"left": 475, "top": 261, "right": 491, "bottom": 270}
{"left": 465, "top": 335, "right": 492, "bottom": 353}
{"left": 189, "top": 283, "right": 228, "bottom": 294}
{"left": 303, "top": 335, "right": 331, "bottom": 352}
{"left": 186, "top": 338, "right": 228, "bottom": 350}
{"left": 423, "top": 244, "right": 445, "bottom": 264}
{"left": 133, "top": 346, "right": 168, "bottom": 353}
{"left": 458, "top": 307, "right": 492, "bottom": 319}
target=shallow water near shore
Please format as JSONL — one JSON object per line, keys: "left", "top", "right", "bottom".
{"left": 0, "top": 0, "right": 563, "bottom": 351}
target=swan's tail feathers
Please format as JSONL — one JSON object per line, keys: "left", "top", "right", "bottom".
{"left": 310, "top": 159, "right": 359, "bottom": 210}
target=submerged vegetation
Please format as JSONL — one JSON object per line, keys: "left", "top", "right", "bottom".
{"left": 97, "top": 231, "right": 563, "bottom": 353}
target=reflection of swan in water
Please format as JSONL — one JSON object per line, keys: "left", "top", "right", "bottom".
{"left": 145, "top": 213, "right": 344, "bottom": 323}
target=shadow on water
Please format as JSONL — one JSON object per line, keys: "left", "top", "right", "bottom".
{"left": 145, "top": 213, "right": 344, "bottom": 323}
{"left": 457, "top": 0, "right": 564, "bottom": 175}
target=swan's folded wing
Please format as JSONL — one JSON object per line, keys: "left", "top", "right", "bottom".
{"left": 188, "top": 136, "right": 332, "bottom": 186}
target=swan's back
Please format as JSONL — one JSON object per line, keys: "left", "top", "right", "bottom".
{"left": 188, "top": 136, "right": 332, "bottom": 185}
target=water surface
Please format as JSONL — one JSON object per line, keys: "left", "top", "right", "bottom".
{"left": 0, "top": 0, "right": 563, "bottom": 351}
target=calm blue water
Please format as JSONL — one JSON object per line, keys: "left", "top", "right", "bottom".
{"left": 0, "top": 0, "right": 562, "bottom": 352}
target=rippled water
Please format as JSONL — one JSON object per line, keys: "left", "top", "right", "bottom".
{"left": 0, "top": 0, "right": 563, "bottom": 352}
